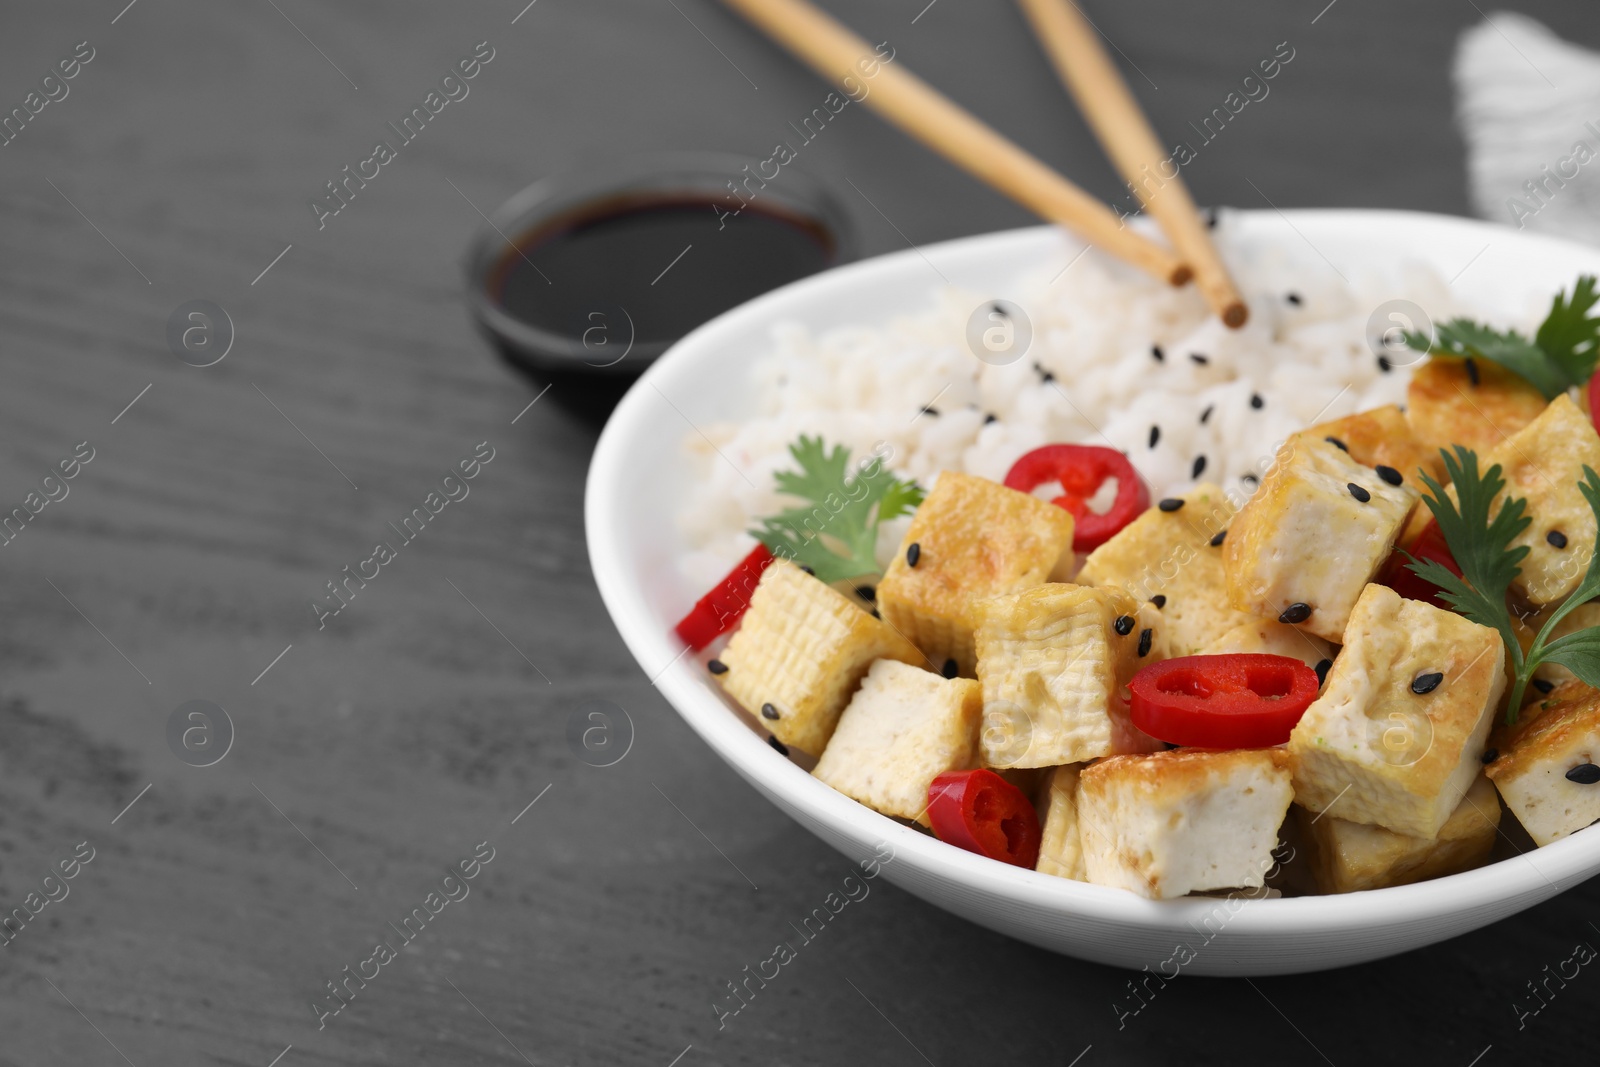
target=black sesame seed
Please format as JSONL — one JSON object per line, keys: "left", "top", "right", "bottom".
{"left": 1375, "top": 465, "right": 1403, "bottom": 486}
{"left": 1347, "top": 483, "right": 1371, "bottom": 503}
{"left": 906, "top": 542, "right": 921, "bottom": 567}
{"left": 1137, "top": 628, "right": 1153, "bottom": 656}
{"left": 1040, "top": 372, "right": 1055, "bottom": 384}
{"left": 1189, "top": 353, "right": 1210, "bottom": 366}
{"left": 855, "top": 585, "right": 876, "bottom": 601}
{"left": 760, "top": 702, "right": 780, "bottom": 720}
{"left": 1548, "top": 530, "right": 1569, "bottom": 549}
{"left": 1566, "top": 763, "right": 1600, "bottom": 785}
{"left": 941, "top": 658, "right": 958, "bottom": 679}
{"left": 1200, "top": 404, "right": 1214, "bottom": 425}
{"left": 1192, "top": 455, "right": 1207, "bottom": 478}
{"left": 1378, "top": 355, "right": 1393, "bottom": 373}
{"left": 1151, "top": 595, "right": 1167, "bottom": 608}
{"left": 1206, "top": 208, "right": 1219, "bottom": 229}
{"left": 1314, "top": 658, "right": 1332, "bottom": 686}
{"left": 1114, "top": 614, "right": 1136, "bottom": 636}
{"left": 1279, "top": 602, "right": 1312, "bottom": 624}
{"left": 768, "top": 735, "right": 789, "bottom": 756}
{"left": 1210, "top": 529, "right": 1227, "bottom": 547}
{"left": 1411, "top": 671, "right": 1444, "bottom": 695}
{"left": 1325, "top": 436, "right": 1348, "bottom": 452}
{"left": 1481, "top": 747, "right": 1498, "bottom": 764}
{"left": 921, "top": 406, "right": 940, "bottom": 417}
{"left": 1250, "top": 393, "right": 1265, "bottom": 409}
{"left": 1242, "top": 473, "right": 1259, "bottom": 485}
{"left": 1149, "top": 425, "right": 1161, "bottom": 448}
{"left": 984, "top": 413, "right": 998, "bottom": 425}
{"left": 1159, "top": 497, "right": 1185, "bottom": 512}
{"left": 1286, "top": 292, "right": 1303, "bottom": 306}
{"left": 1151, "top": 345, "right": 1166, "bottom": 363}
{"left": 708, "top": 659, "right": 728, "bottom": 675}
{"left": 1465, "top": 357, "right": 1480, "bottom": 387}
{"left": 1533, "top": 678, "right": 1555, "bottom": 694}
{"left": 800, "top": 565, "right": 816, "bottom": 576}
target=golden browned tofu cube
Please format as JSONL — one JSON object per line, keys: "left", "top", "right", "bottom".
{"left": 1294, "top": 405, "right": 1447, "bottom": 487}
{"left": 718, "top": 561, "right": 922, "bottom": 755}
{"left": 1288, "top": 583, "right": 1505, "bottom": 838}
{"left": 1468, "top": 394, "right": 1600, "bottom": 605}
{"left": 1406, "top": 355, "right": 1547, "bottom": 456}
{"left": 1487, "top": 680, "right": 1600, "bottom": 846}
{"left": 877, "top": 471, "right": 1074, "bottom": 677}
{"left": 1200, "top": 619, "right": 1334, "bottom": 671}
{"left": 1034, "top": 765, "right": 1086, "bottom": 880}
{"left": 1520, "top": 602, "right": 1600, "bottom": 696}
{"left": 1224, "top": 438, "right": 1417, "bottom": 642}
{"left": 1078, "top": 748, "right": 1295, "bottom": 899}
{"left": 973, "top": 584, "right": 1162, "bottom": 769}
{"left": 1076, "top": 483, "right": 1245, "bottom": 656}
{"left": 1296, "top": 775, "right": 1500, "bottom": 893}
{"left": 812, "top": 660, "right": 982, "bottom": 826}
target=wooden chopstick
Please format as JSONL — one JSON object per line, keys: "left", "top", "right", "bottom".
{"left": 1016, "top": 0, "right": 1247, "bottom": 327}
{"left": 717, "top": 0, "right": 1190, "bottom": 288}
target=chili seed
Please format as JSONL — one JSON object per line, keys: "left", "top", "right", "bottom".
{"left": 1114, "top": 614, "right": 1135, "bottom": 636}
{"left": 1348, "top": 483, "right": 1371, "bottom": 503}
{"left": 1375, "top": 465, "right": 1403, "bottom": 486}
{"left": 906, "top": 542, "right": 921, "bottom": 567}
{"left": 1286, "top": 292, "right": 1303, "bottom": 306}
{"left": 1565, "top": 763, "right": 1600, "bottom": 785}
{"left": 1159, "top": 497, "right": 1185, "bottom": 512}
{"left": 1149, "top": 425, "right": 1161, "bottom": 448}
{"left": 1151, "top": 595, "right": 1167, "bottom": 608}
{"left": 768, "top": 736, "right": 789, "bottom": 756}
{"left": 1210, "top": 529, "right": 1227, "bottom": 547}
{"left": 761, "top": 702, "right": 780, "bottom": 720}
{"left": 708, "top": 659, "right": 728, "bottom": 675}
{"left": 1279, "top": 602, "right": 1312, "bottom": 624}
{"left": 1533, "top": 678, "right": 1555, "bottom": 694}
{"left": 1250, "top": 393, "right": 1265, "bottom": 409}
{"left": 941, "top": 658, "right": 958, "bottom": 679}
{"left": 1378, "top": 355, "right": 1393, "bottom": 372}
{"left": 855, "top": 585, "right": 876, "bottom": 601}
{"left": 1465, "top": 357, "right": 1480, "bottom": 387}
{"left": 1137, "top": 628, "right": 1153, "bottom": 656}
{"left": 1314, "top": 658, "right": 1332, "bottom": 686}
{"left": 1200, "top": 404, "right": 1214, "bottom": 425}
{"left": 1325, "top": 436, "right": 1348, "bottom": 452}
{"left": 1548, "top": 530, "right": 1569, "bottom": 549}
{"left": 1190, "top": 353, "right": 1210, "bottom": 366}
{"left": 1481, "top": 747, "right": 1498, "bottom": 764}
{"left": 1151, "top": 345, "right": 1166, "bottom": 363}
{"left": 1192, "top": 455, "right": 1208, "bottom": 478}
{"left": 1411, "top": 672, "right": 1444, "bottom": 695}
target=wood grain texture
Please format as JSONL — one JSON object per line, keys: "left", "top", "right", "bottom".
{"left": 0, "top": 1, "right": 1597, "bottom": 1065}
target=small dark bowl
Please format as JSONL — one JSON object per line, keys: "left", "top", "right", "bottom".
{"left": 465, "top": 152, "right": 856, "bottom": 379}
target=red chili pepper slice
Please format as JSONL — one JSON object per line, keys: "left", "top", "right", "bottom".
{"left": 1003, "top": 444, "right": 1150, "bottom": 552}
{"left": 673, "top": 543, "right": 775, "bottom": 650}
{"left": 1379, "top": 518, "right": 1462, "bottom": 610}
{"left": 1128, "top": 653, "right": 1320, "bottom": 749}
{"left": 926, "top": 769, "right": 1040, "bottom": 868}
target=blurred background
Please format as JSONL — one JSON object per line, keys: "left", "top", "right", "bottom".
{"left": 1, "top": 1, "right": 1598, "bottom": 1064}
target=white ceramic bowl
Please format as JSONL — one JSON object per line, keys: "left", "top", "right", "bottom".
{"left": 586, "top": 210, "right": 1600, "bottom": 975}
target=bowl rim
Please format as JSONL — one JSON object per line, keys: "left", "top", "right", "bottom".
{"left": 585, "top": 208, "right": 1600, "bottom": 936}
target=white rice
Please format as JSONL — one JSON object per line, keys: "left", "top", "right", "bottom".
{"left": 675, "top": 223, "right": 1468, "bottom": 591}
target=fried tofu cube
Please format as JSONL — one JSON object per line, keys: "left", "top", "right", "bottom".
{"left": 877, "top": 472, "right": 1075, "bottom": 678}
{"left": 1076, "top": 483, "right": 1246, "bottom": 656}
{"left": 1406, "top": 355, "right": 1548, "bottom": 457}
{"left": 1294, "top": 404, "right": 1447, "bottom": 487}
{"left": 812, "top": 659, "right": 982, "bottom": 825}
{"left": 1224, "top": 438, "right": 1418, "bottom": 642}
{"left": 1469, "top": 394, "right": 1600, "bottom": 605}
{"left": 1296, "top": 775, "right": 1500, "bottom": 893}
{"left": 1034, "top": 765, "right": 1086, "bottom": 880}
{"left": 718, "top": 560, "right": 923, "bottom": 755}
{"left": 1524, "top": 602, "right": 1600, "bottom": 694}
{"left": 973, "top": 583, "right": 1160, "bottom": 768}
{"left": 1078, "top": 748, "right": 1294, "bottom": 900}
{"left": 1200, "top": 619, "right": 1335, "bottom": 671}
{"left": 1487, "top": 680, "right": 1600, "bottom": 846}
{"left": 1288, "top": 583, "right": 1505, "bottom": 838}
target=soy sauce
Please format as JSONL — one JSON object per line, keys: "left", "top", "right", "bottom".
{"left": 490, "top": 194, "right": 838, "bottom": 349}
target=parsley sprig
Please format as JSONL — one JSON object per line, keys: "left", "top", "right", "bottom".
{"left": 1403, "top": 275, "right": 1600, "bottom": 399}
{"left": 1407, "top": 446, "right": 1600, "bottom": 720}
{"left": 751, "top": 436, "right": 924, "bottom": 583}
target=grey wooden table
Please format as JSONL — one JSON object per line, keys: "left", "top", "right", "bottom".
{"left": 2, "top": 2, "right": 1596, "bottom": 1064}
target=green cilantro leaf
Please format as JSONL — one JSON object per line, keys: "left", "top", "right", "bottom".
{"left": 1535, "top": 275, "right": 1600, "bottom": 385}
{"left": 750, "top": 436, "right": 925, "bottom": 583}
{"left": 1539, "top": 628, "right": 1600, "bottom": 690}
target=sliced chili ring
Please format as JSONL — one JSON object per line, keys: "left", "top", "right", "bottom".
{"left": 1128, "top": 653, "right": 1320, "bottom": 749}
{"left": 673, "top": 543, "right": 776, "bottom": 650}
{"left": 1003, "top": 444, "right": 1150, "bottom": 552}
{"left": 926, "top": 769, "right": 1041, "bottom": 868}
